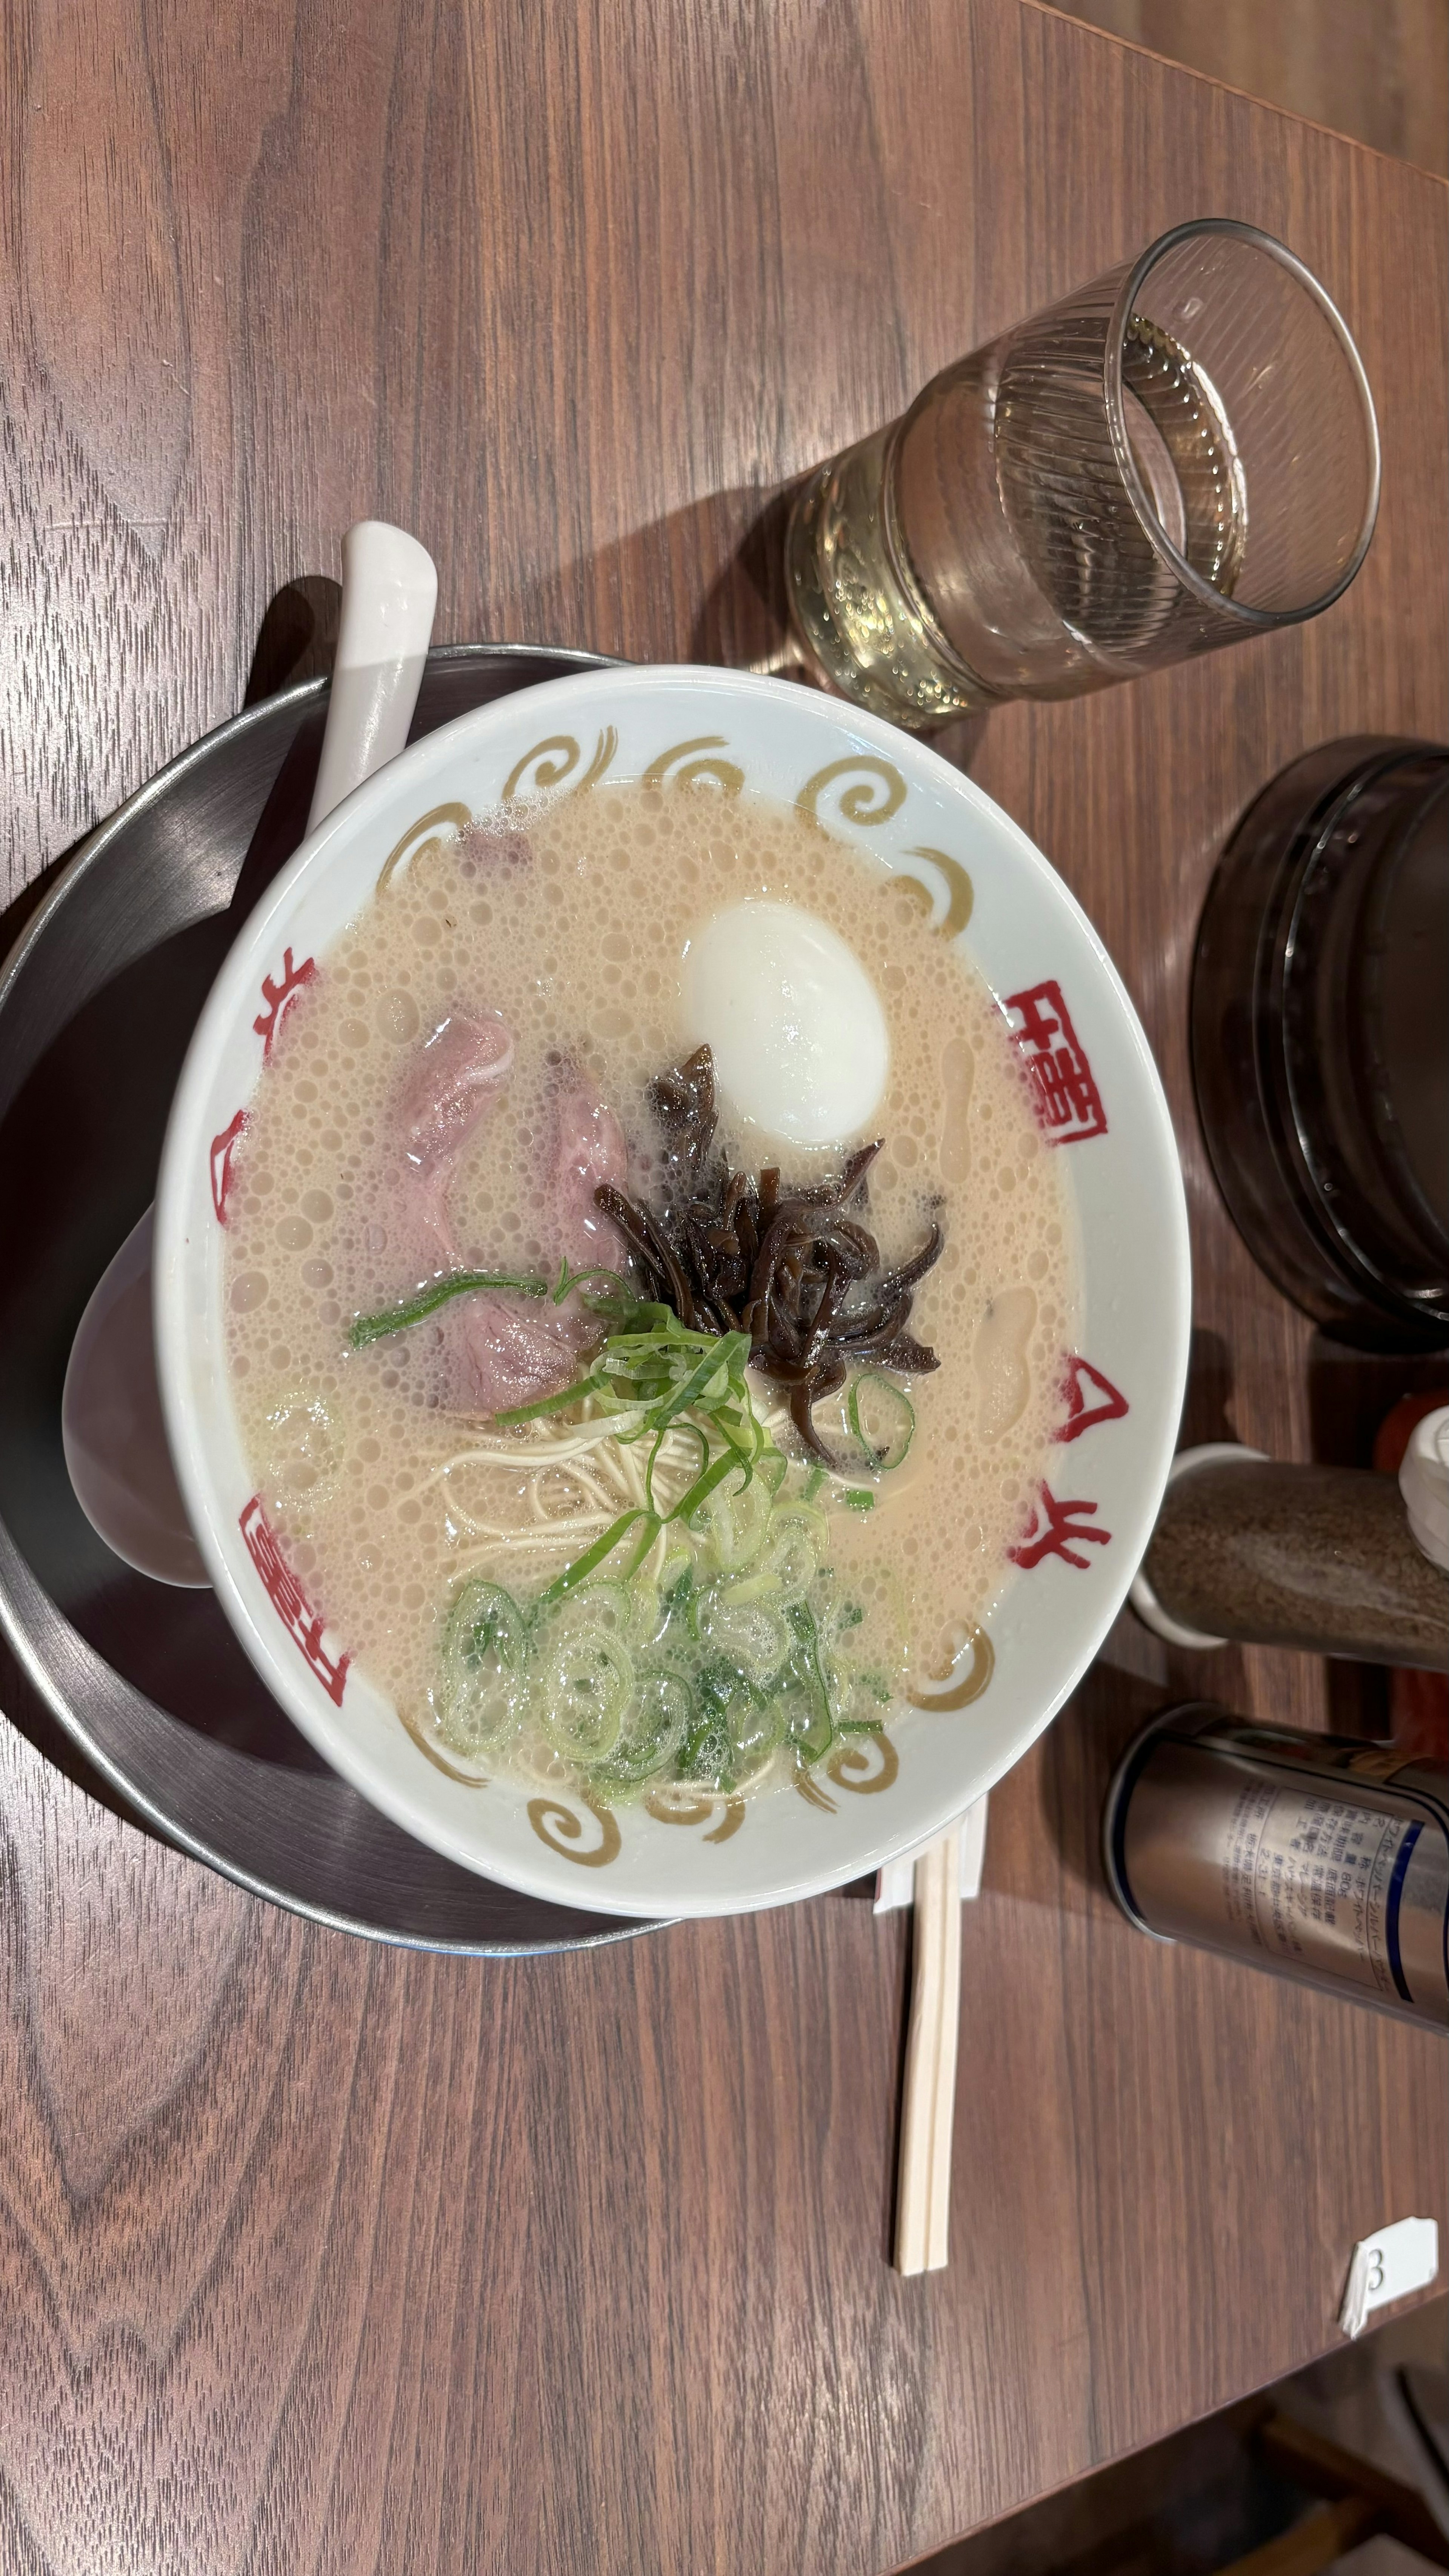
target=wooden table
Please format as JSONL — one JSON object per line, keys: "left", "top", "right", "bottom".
{"left": 2, "top": 5, "right": 1445, "bottom": 2568}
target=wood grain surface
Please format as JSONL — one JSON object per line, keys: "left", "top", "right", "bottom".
{"left": 1052, "top": 0, "right": 1449, "bottom": 178}
{"left": 2, "top": 3, "right": 1446, "bottom": 2570}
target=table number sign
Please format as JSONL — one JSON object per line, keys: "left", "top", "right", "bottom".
{"left": 1338, "top": 2216, "right": 1439, "bottom": 2338}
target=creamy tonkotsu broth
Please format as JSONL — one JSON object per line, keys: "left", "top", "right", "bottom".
{"left": 224, "top": 786, "right": 1078, "bottom": 1798}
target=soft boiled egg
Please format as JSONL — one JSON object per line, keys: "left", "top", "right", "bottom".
{"left": 681, "top": 899, "right": 890, "bottom": 1149}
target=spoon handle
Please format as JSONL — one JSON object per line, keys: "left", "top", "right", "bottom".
{"left": 306, "top": 521, "right": 438, "bottom": 834}
{"left": 64, "top": 521, "right": 438, "bottom": 1588}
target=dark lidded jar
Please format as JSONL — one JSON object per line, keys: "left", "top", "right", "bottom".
{"left": 1192, "top": 739, "right": 1449, "bottom": 1348}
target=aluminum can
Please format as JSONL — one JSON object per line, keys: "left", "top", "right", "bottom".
{"left": 1104, "top": 1703, "right": 1447, "bottom": 2029}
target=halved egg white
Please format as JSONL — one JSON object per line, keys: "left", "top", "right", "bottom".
{"left": 681, "top": 899, "right": 890, "bottom": 1149}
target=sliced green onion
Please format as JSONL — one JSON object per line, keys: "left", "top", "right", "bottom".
{"left": 589, "top": 1670, "right": 692, "bottom": 1784}
{"left": 493, "top": 1372, "right": 618, "bottom": 1427}
{"left": 550, "top": 1257, "right": 633, "bottom": 1307}
{"left": 780, "top": 1679, "right": 832, "bottom": 1762}
{"left": 620, "top": 1512, "right": 665, "bottom": 1581}
{"left": 351, "top": 1268, "right": 548, "bottom": 1348}
{"left": 675, "top": 1447, "right": 749, "bottom": 1527}
{"left": 646, "top": 1418, "right": 706, "bottom": 1519}
{"left": 678, "top": 1662, "right": 781, "bottom": 1792}
{"left": 660, "top": 1552, "right": 694, "bottom": 1610}
{"left": 437, "top": 1579, "right": 526, "bottom": 1752}
{"left": 536, "top": 1617, "right": 636, "bottom": 1761}
{"left": 550, "top": 1580, "right": 633, "bottom": 1635}
{"left": 486, "top": 1311, "right": 789, "bottom": 1616}
{"left": 649, "top": 1332, "right": 751, "bottom": 1426}
{"left": 692, "top": 1470, "right": 773, "bottom": 1573}
{"left": 423, "top": 1284, "right": 908, "bottom": 1789}
{"left": 826, "top": 1664, "right": 892, "bottom": 1730}
{"left": 625, "top": 1578, "right": 667, "bottom": 1649}
{"left": 754, "top": 1504, "right": 827, "bottom": 1601}
{"left": 723, "top": 1568, "right": 783, "bottom": 1605}
{"left": 778, "top": 1601, "right": 834, "bottom": 1761}
{"left": 537, "top": 1507, "right": 652, "bottom": 1606}
{"left": 695, "top": 1589, "right": 792, "bottom": 1684}
{"left": 847, "top": 1370, "right": 915, "bottom": 1472}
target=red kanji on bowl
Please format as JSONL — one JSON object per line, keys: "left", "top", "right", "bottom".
{"left": 1008, "top": 1481, "right": 1112, "bottom": 1571}
{"left": 1003, "top": 980, "right": 1107, "bottom": 1143}
{"left": 209, "top": 1108, "right": 248, "bottom": 1223}
{"left": 254, "top": 948, "right": 317, "bottom": 1059}
{"left": 238, "top": 1495, "right": 351, "bottom": 1704}
{"left": 1055, "top": 1353, "right": 1129, "bottom": 1442}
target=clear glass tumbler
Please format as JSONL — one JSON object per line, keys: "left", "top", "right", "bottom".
{"left": 785, "top": 218, "right": 1381, "bottom": 730}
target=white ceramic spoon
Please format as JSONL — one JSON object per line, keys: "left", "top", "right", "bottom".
{"left": 63, "top": 521, "right": 438, "bottom": 1587}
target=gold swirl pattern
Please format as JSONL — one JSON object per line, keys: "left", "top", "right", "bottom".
{"left": 396, "top": 1699, "right": 491, "bottom": 1785}
{"left": 797, "top": 755, "right": 906, "bottom": 831}
{"left": 642, "top": 735, "right": 744, "bottom": 794}
{"left": 501, "top": 728, "right": 617, "bottom": 804}
{"left": 904, "top": 845, "right": 975, "bottom": 937}
{"left": 643, "top": 1790, "right": 716, "bottom": 1827}
{"left": 376, "top": 801, "right": 474, "bottom": 897}
{"left": 906, "top": 1624, "right": 995, "bottom": 1712}
{"left": 574, "top": 727, "right": 618, "bottom": 792}
{"left": 885, "top": 874, "right": 935, "bottom": 925}
{"left": 792, "top": 1766, "right": 838, "bottom": 1813}
{"left": 526, "top": 1792, "right": 622, "bottom": 1867}
{"left": 826, "top": 1732, "right": 901, "bottom": 1794}
{"left": 643, "top": 1787, "right": 748, "bottom": 1842}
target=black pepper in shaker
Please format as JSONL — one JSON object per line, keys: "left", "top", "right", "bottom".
{"left": 1133, "top": 1448, "right": 1449, "bottom": 1667}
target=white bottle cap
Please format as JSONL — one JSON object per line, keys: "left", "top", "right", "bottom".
{"left": 1399, "top": 1406, "right": 1449, "bottom": 1573}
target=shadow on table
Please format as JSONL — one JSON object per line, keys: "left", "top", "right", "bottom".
{"left": 245, "top": 573, "right": 344, "bottom": 701}
{"left": 1178, "top": 1323, "right": 1235, "bottom": 1448}
{"left": 533, "top": 478, "right": 992, "bottom": 770}
{"left": 1032, "top": 1658, "right": 1166, "bottom": 1918}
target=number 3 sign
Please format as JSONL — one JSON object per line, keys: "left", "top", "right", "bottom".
{"left": 1339, "top": 2215, "right": 1439, "bottom": 2338}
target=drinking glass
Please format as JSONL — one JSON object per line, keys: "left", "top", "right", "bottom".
{"left": 785, "top": 218, "right": 1381, "bottom": 729}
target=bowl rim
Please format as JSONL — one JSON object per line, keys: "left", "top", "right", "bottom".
{"left": 154, "top": 660, "right": 1192, "bottom": 1916}
{"left": 0, "top": 643, "right": 664, "bottom": 1955}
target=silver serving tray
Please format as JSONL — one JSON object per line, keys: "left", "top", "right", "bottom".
{"left": 0, "top": 643, "right": 657, "bottom": 1953}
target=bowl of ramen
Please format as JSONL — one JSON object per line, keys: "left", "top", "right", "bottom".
{"left": 154, "top": 666, "right": 1190, "bottom": 1915}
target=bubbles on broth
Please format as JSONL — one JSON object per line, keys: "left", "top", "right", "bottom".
{"left": 224, "top": 784, "right": 1079, "bottom": 1790}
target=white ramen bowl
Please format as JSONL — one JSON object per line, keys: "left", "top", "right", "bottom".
{"left": 155, "top": 667, "right": 1190, "bottom": 1918}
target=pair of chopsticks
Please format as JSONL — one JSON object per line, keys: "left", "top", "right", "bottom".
{"left": 894, "top": 1824, "right": 963, "bottom": 2276}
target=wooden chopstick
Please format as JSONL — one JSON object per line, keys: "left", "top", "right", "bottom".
{"left": 894, "top": 1825, "right": 962, "bottom": 2276}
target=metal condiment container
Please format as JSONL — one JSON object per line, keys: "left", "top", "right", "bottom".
{"left": 1105, "top": 1704, "right": 1448, "bottom": 2029}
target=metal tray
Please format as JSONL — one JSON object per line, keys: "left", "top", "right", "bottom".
{"left": 0, "top": 644, "right": 657, "bottom": 1953}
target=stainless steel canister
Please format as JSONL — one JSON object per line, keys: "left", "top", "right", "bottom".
{"left": 1104, "top": 1703, "right": 1448, "bottom": 2029}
